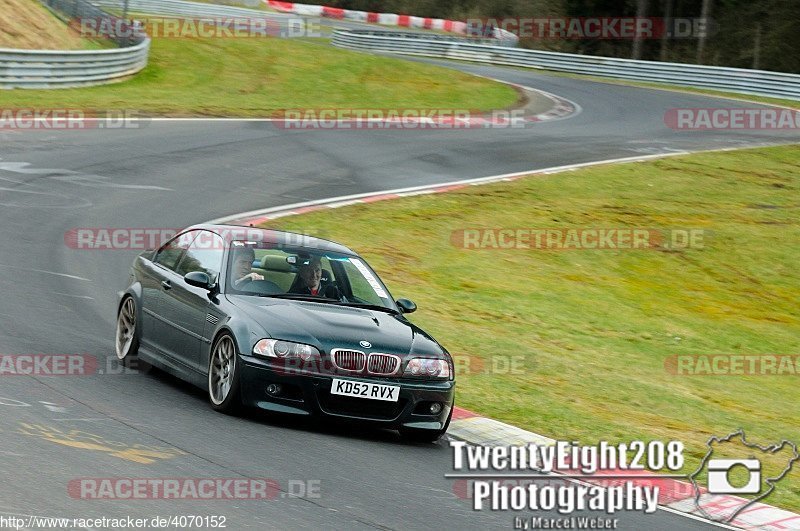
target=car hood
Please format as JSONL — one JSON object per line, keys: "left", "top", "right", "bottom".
{"left": 227, "top": 295, "right": 445, "bottom": 358}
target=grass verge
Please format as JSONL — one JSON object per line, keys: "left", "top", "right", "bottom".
{"left": 265, "top": 144, "right": 800, "bottom": 511}
{"left": 0, "top": 37, "right": 517, "bottom": 116}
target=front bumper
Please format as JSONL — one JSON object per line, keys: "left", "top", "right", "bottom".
{"left": 239, "top": 354, "right": 455, "bottom": 430}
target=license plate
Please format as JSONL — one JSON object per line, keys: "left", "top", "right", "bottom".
{"left": 331, "top": 379, "right": 400, "bottom": 402}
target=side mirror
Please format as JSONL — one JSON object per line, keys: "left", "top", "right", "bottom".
{"left": 395, "top": 298, "right": 417, "bottom": 314}
{"left": 184, "top": 271, "right": 213, "bottom": 290}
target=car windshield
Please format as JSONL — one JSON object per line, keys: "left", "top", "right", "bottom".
{"left": 225, "top": 241, "right": 397, "bottom": 311}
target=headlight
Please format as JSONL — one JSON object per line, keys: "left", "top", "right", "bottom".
{"left": 253, "top": 339, "right": 320, "bottom": 361}
{"left": 404, "top": 358, "right": 452, "bottom": 380}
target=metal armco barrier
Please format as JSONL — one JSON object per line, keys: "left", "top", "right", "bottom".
{"left": 327, "top": 29, "right": 502, "bottom": 46}
{"left": 332, "top": 29, "right": 800, "bottom": 101}
{"left": 0, "top": 0, "right": 150, "bottom": 89}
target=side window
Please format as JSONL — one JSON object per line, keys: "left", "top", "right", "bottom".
{"left": 175, "top": 231, "right": 225, "bottom": 282}
{"left": 154, "top": 231, "right": 197, "bottom": 271}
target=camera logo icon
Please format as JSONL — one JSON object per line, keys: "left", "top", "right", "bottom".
{"left": 689, "top": 430, "right": 799, "bottom": 523}
{"left": 706, "top": 459, "right": 761, "bottom": 494}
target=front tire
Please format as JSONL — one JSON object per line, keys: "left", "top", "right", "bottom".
{"left": 208, "top": 333, "right": 242, "bottom": 414}
{"left": 115, "top": 296, "right": 140, "bottom": 365}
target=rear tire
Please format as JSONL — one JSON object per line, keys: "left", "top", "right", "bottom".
{"left": 208, "top": 333, "right": 242, "bottom": 414}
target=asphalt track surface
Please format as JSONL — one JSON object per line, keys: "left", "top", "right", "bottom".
{"left": 0, "top": 55, "right": 797, "bottom": 530}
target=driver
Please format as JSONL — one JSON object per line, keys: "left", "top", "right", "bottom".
{"left": 232, "top": 246, "right": 264, "bottom": 288}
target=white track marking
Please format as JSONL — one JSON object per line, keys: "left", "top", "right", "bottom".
{"left": 52, "top": 292, "right": 95, "bottom": 300}
{"left": 0, "top": 162, "right": 77, "bottom": 175}
{"left": 0, "top": 264, "right": 91, "bottom": 282}
{"left": 38, "top": 402, "right": 68, "bottom": 413}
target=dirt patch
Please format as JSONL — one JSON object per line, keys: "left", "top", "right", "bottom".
{"left": 0, "top": 0, "right": 90, "bottom": 49}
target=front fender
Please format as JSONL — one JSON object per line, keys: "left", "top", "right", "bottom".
{"left": 201, "top": 309, "right": 268, "bottom": 374}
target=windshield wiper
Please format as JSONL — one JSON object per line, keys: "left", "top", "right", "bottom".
{"left": 335, "top": 302, "right": 400, "bottom": 315}
{"left": 248, "top": 294, "right": 399, "bottom": 314}
{"left": 254, "top": 293, "right": 341, "bottom": 303}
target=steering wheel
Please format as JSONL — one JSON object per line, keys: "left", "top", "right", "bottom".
{"left": 237, "top": 278, "right": 282, "bottom": 295}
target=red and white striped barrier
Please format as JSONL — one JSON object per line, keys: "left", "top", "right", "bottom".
{"left": 267, "top": 0, "right": 293, "bottom": 12}
{"left": 293, "top": 3, "right": 322, "bottom": 16}
{"left": 451, "top": 21, "right": 467, "bottom": 34}
{"left": 375, "top": 13, "right": 398, "bottom": 25}
{"left": 264, "top": 0, "right": 484, "bottom": 37}
{"left": 343, "top": 9, "right": 367, "bottom": 22}
{"left": 321, "top": 5, "right": 343, "bottom": 19}
{"left": 408, "top": 16, "right": 425, "bottom": 29}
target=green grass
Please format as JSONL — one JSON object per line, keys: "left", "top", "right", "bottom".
{"left": 0, "top": 37, "right": 517, "bottom": 116}
{"left": 265, "top": 144, "right": 800, "bottom": 511}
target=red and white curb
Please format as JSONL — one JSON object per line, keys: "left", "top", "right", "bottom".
{"left": 210, "top": 153, "right": 687, "bottom": 226}
{"left": 211, "top": 150, "right": 800, "bottom": 530}
{"left": 499, "top": 80, "right": 580, "bottom": 123}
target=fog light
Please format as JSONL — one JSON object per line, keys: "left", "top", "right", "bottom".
{"left": 429, "top": 402, "right": 443, "bottom": 415}
{"left": 266, "top": 384, "right": 282, "bottom": 396}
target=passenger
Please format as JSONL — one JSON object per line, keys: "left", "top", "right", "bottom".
{"left": 290, "top": 256, "right": 325, "bottom": 296}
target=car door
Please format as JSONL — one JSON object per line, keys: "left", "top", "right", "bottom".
{"left": 159, "top": 230, "right": 225, "bottom": 374}
{"left": 141, "top": 231, "right": 196, "bottom": 357}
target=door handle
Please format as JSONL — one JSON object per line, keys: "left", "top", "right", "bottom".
{"left": 161, "top": 280, "right": 172, "bottom": 290}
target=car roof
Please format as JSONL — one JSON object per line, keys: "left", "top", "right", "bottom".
{"left": 182, "top": 224, "right": 358, "bottom": 256}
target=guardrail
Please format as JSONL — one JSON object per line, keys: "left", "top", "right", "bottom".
{"left": 332, "top": 29, "right": 800, "bottom": 101}
{"left": 327, "top": 29, "right": 503, "bottom": 46}
{"left": 0, "top": 0, "right": 149, "bottom": 89}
